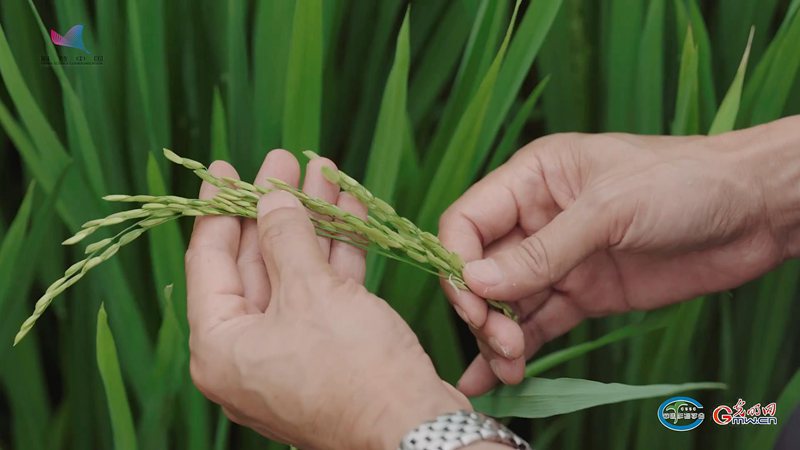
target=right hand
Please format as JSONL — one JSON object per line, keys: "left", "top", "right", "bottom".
{"left": 439, "top": 118, "right": 799, "bottom": 396}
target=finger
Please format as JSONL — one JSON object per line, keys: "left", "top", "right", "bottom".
{"left": 238, "top": 150, "right": 301, "bottom": 312}
{"left": 520, "top": 294, "right": 586, "bottom": 359}
{"left": 514, "top": 288, "right": 553, "bottom": 322}
{"left": 439, "top": 226, "right": 528, "bottom": 329}
{"left": 186, "top": 161, "right": 248, "bottom": 331}
{"left": 257, "top": 190, "right": 329, "bottom": 290}
{"left": 457, "top": 354, "right": 498, "bottom": 397}
{"left": 438, "top": 166, "right": 523, "bottom": 327}
{"left": 329, "top": 192, "right": 368, "bottom": 283}
{"left": 464, "top": 199, "right": 606, "bottom": 301}
{"left": 302, "top": 157, "right": 340, "bottom": 258}
{"left": 439, "top": 282, "right": 488, "bottom": 329}
{"left": 438, "top": 163, "right": 522, "bottom": 259}
{"left": 472, "top": 309, "right": 525, "bottom": 360}
{"left": 479, "top": 343, "right": 525, "bottom": 386}
{"left": 457, "top": 342, "right": 525, "bottom": 397}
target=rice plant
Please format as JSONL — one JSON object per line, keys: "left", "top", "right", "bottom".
{"left": 0, "top": 0, "right": 798, "bottom": 449}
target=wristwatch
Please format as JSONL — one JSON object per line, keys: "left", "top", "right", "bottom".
{"left": 398, "top": 410, "right": 532, "bottom": 450}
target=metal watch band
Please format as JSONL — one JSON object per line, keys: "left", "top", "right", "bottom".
{"left": 398, "top": 410, "right": 532, "bottom": 450}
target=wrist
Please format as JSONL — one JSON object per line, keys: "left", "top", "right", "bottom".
{"left": 369, "top": 383, "right": 471, "bottom": 450}
{"left": 710, "top": 116, "right": 800, "bottom": 259}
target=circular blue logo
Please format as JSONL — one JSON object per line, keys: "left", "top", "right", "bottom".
{"left": 658, "top": 396, "right": 705, "bottom": 431}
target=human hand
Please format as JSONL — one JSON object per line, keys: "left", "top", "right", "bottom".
{"left": 440, "top": 118, "right": 800, "bottom": 395}
{"left": 186, "top": 150, "right": 469, "bottom": 450}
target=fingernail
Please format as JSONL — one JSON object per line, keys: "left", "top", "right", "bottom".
{"left": 489, "top": 336, "right": 512, "bottom": 358}
{"left": 258, "top": 191, "right": 299, "bottom": 217}
{"left": 488, "top": 359, "right": 508, "bottom": 384}
{"left": 465, "top": 259, "right": 503, "bottom": 286}
{"left": 453, "top": 305, "right": 474, "bottom": 328}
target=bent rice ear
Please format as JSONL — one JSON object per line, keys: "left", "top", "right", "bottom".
{"left": 14, "top": 150, "right": 516, "bottom": 345}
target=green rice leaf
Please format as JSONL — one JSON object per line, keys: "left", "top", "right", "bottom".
{"left": 180, "top": 384, "right": 211, "bottom": 450}
{"left": 210, "top": 87, "right": 232, "bottom": 163}
{"left": 708, "top": 28, "right": 754, "bottom": 135}
{"left": 486, "top": 76, "right": 549, "bottom": 172}
{"left": 0, "top": 24, "right": 73, "bottom": 192}
{"left": 253, "top": 0, "right": 295, "bottom": 157}
{"left": 25, "top": 0, "right": 107, "bottom": 197}
{"left": 685, "top": 0, "right": 718, "bottom": 131}
{"left": 740, "top": 7, "right": 800, "bottom": 125}
{"left": 417, "top": 0, "right": 521, "bottom": 232}
{"left": 0, "top": 177, "right": 62, "bottom": 365}
{"left": 0, "top": 183, "right": 62, "bottom": 448}
{"left": 96, "top": 303, "right": 139, "bottom": 450}
{"left": 363, "top": 9, "right": 411, "bottom": 292}
{"left": 339, "top": 0, "right": 405, "bottom": 175}
{"left": 225, "top": 0, "right": 251, "bottom": 166}
{"left": 632, "top": 298, "right": 707, "bottom": 450}
{"left": 635, "top": 0, "right": 665, "bottom": 134}
{"left": 472, "top": 377, "right": 725, "bottom": 418}
{"left": 1, "top": 331, "right": 49, "bottom": 450}
{"left": 52, "top": 0, "right": 126, "bottom": 193}
{"left": 388, "top": 0, "right": 522, "bottom": 322}
{"left": 713, "top": 0, "right": 778, "bottom": 85}
{"left": 125, "top": 0, "right": 167, "bottom": 173}
{"left": 746, "top": 261, "right": 800, "bottom": 401}
{"left": 212, "top": 409, "right": 231, "bottom": 450}
{"left": 604, "top": 0, "right": 644, "bottom": 131}
{"left": 536, "top": 0, "right": 590, "bottom": 133}
{"left": 420, "top": 293, "right": 466, "bottom": 383}
{"left": 1, "top": 22, "right": 154, "bottom": 398}
{"left": 0, "top": 182, "right": 61, "bottom": 450}
{"left": 524, "top": 311, "right": 669, "bottom": 377}
{"left": 282, "top": 0, "right": 323, "bottom": 156}
{"left": 407, "top": 2, "right": 477, "bottom": 129}
{"left": 671, "top": 26, "right": 699, "bottom": 135}
{"left": 0, "top": 182, "right": 35, "bottom": 317}
{"left": 146, "top": 154, "right": 188, "bottom": 329}
{"left": 363, "top": 9, "right": 410, "bottom": 211}
{"left": 744, "top": 368, "right": 800, "bottom": 449}
{"left": 475, "top": 0, "right": 563, "bottom": 160}
{"left": 138, "top": 285, "right": 187, "bottom": 450}
{"left": 423, "top": 0, "right": 508, "bottom": 174}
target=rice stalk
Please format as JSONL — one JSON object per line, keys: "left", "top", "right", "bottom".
{"left": 13, "top": 149, "right": 516, "bottom": 345}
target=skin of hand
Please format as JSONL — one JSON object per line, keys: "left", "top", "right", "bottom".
{"left": 186, "top": 150, "right": 470, "bottom": 450}
{"left": 439, "top": 115, "right": 800, "bottom": 396}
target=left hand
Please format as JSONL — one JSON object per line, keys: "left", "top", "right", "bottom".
{"left": 185, "top": 150, "right": 469, "bottom": 450}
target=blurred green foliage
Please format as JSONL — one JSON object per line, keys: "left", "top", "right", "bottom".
{"left": 0, "top": 0, "right": 798, "bottom": 449}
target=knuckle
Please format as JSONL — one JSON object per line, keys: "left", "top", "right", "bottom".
{"left": 524, "top": 132, "right": 583, "bottom": 155}
{"left": 313, "top": 274, "right": 364, "bottom": 299}
{"left": 515, "top": 236, "right": 553, "bottom": 284}
{"left": 259, "top": 209, "right": 298, "bottom": 244}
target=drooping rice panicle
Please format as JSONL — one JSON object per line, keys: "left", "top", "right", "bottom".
{"left": 14, "top": 148, "right": 518, "bottom": 345}
{"left": 14, "top": 216, "right": 177, "bottom": 345}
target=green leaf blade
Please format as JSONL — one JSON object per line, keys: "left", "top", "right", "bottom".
{"left": 708, "top": 28, "right": 754, "bottom": 135}
{"left": 472, "top": 377, "right": 725, "bottom": 418}
{"left": 282, "top": 0, "right": 324, "bottom": 156}
{"left": 96, "top": 303, "right": 139, "bottom": 450}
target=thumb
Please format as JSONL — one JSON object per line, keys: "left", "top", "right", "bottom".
{"left": 257, "top": 190, "right": 328, "bottom": 284}
{"left": 463, "top": 201, "right": 606, "bottom": 301}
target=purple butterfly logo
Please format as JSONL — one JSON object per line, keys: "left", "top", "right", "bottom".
{"left": 50, "top": 24, "right": 90, "bottom": 54}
